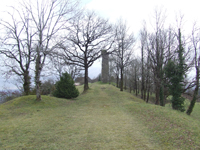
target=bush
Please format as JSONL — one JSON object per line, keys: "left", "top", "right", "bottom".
{"left": 53, "top": 72, "right": 79, "bottom": 99}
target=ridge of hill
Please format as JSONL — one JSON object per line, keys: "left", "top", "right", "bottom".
{"left": 0, "top": 83, "right": 200, "bottom": 149}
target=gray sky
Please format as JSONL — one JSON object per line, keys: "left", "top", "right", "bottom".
{"left": 86, "top": 0, "right": 200, "bottom": 80}
{"left": 86, "top": 0, "right": 200, "bottom": 33}
{"left": 0, "top": 0, "right": 199, "bottom": 89}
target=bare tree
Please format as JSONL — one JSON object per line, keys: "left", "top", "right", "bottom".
{"left": 0, "top": 6, "right": 35, "bottom": 95}
{"left": 50, "top": 54, "right": 82, "bottom": 80}
{"left": 58, "top": 11, "right": 114, "bottom": 91}
{"left": 148, "top": 30, "right": 171, "bottom": 105}
{"left": 51, "top": 55, "right": 64, "bottom": 79}
{"left": 186, "top": 23, "right": 200, "bottom": 115}
{"left": 128, "top": 59, "right": 141, "bottom": 96}
{"left": 114, "top": 19, "right": 135, "bottom": 91}
{"left": 146, "top": 8, "right": 179, "bottom": 106}
{"left": 145, "top": 50, "right": 152, "bottom": 103}
{"left": 109, "top": 55, "right": 120, "bottom": 87}
{"left": 63, "top": 63, "right": 82, "bottom": 80}
{"left": 140, "top": 22, "right": 148, "bottom": 100}
{"left": 22, "top": 0, "right": 80, "bottom": 101}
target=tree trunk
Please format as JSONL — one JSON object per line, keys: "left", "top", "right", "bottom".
{"left": 135, "top": 81, "right": 138, "bottom": 96}
{"left": 120, "top": 68, "right": 123, "bottom": 91}
{"left": 84, "top": 65, "right": 89, "bottom": 91}
{"left": 144, "top": 84, "right": 146, "bottom": 101}
{"left": 146, "top": 53, "right": 150, "bottom": 102}
{"left": 146, "top": 76, "right": 150, "bottom": 103}
{"left": 116, "top": 75, "right": 119, "bottom": 88}
{"left": 23, "top": 71, "right": 30, "bottom": 95}
{"left": 135, "top": 72, "right": 137, "bottom": 96}
{"left": 155, "top": 83, "right": 160, "bottom": 105}
{"left": 35, "top": 70, "right": 41, "bottom": 101}
{"left": 137, "top": 78, "right": 140, "bottom": 95}
{"left": 124, "top": 72, "right": 127, "bottom": 90}
{"left": 35, "top": 77, "right": 41, "bottom": 101}
{"left": 136, "top": 87, "right": 138, "bottom": 96}
{"left": 35, "top": 53, "right": 42, "bottom": 101}
{"left": 141, "top": 88, "right": 143, "bottom": 99}
{"left": 146, "top": 85, "right": 150, "bottom": 103}
{"left": 159, "top": 84, "right": 164, "bottom": 106}
{"left": 141, "top": 46, "right": 144, "bottom": 99}
{"left": 186, "top": 67, "right": 199, "bottom": 115}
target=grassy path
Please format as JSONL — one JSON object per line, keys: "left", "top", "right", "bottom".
{"left": 1, "top": 83, "right": 200, "bottom": 149}
{"left": 65, "top": 83, "right": 159, "bottom": 149}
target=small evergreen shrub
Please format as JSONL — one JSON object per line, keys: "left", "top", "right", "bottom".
{"left": 53, "top": 72, "right": 79, "bottom": 99}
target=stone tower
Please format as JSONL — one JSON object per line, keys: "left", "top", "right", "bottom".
{"left": 101, "top": 50, "right": 109, "bottom": 83}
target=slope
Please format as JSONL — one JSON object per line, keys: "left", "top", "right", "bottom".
{"left": 0, "top": 83, "right": 200, "bottom": 149}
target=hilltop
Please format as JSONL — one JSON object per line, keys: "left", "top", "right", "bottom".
{"left": 0, "top": 83, "right": 200, "bottom": 149}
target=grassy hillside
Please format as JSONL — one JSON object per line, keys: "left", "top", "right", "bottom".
{"left": 0, "top": 83, "right": 200, "bottom": 149}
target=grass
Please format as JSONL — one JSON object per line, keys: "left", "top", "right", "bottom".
{"left": 0, "top": 83, "right": 200, "bottom": 149}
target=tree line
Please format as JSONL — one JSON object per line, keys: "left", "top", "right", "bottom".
{"left": 108, "top": 11, "right": 199, "bottom": 115}
{"left": 0, "top": 0, "right": 199, "bottom": 115}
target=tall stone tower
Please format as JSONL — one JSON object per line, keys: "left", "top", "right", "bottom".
{"left": 101, "top": 50, "right": 109, "bottom": 83}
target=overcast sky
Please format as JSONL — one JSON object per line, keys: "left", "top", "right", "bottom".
{"left": 86, "top": 0, "right": 200, "bottom": 79}
{"left": 0, "top": 0, "right": 199, "bottom": 90}
{"left": 86, "top": 0, "right": 200, "bottom": 33}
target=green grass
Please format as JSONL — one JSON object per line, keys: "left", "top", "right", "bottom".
{"left": 0, "top": 83, "right": 200, "bottom": 149}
